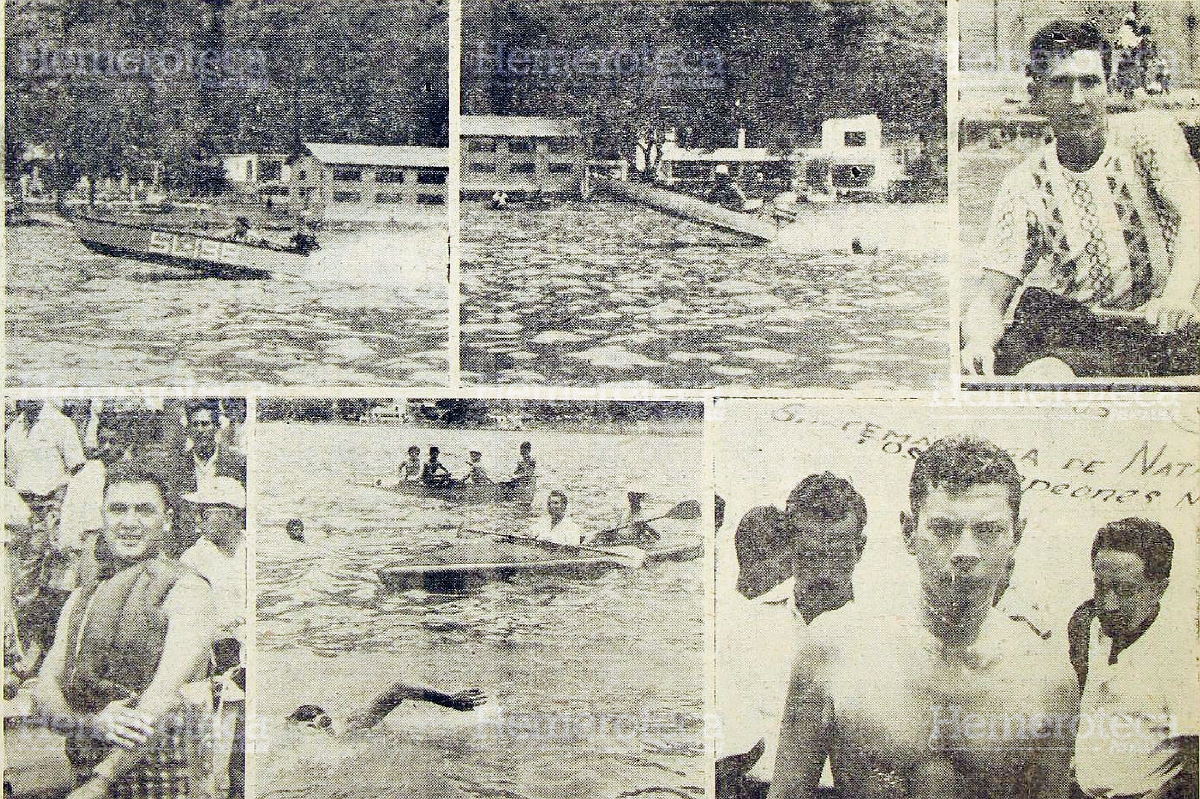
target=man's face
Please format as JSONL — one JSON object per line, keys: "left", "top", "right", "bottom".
{"left": 547, "top": 495, "right": 567, "bottom": 523}
{"left": 789, "top": 512, "right": 863, "bottom": 620}
{"left": 1032, "top": 49, "right": 1107, "bottom": 143}
{"left": 189, "top": 409, "right": 217, "bottom": 450}
{"left": 1092, "top": 549, "right": 1166, "bottom": 640}
{"left": 103, "top": 481, "right": 171, "bottom": 562}
{"left": 96, "top": 425, "right": 128, "bottom": 464}
{"left": 904, "top": 484, "right": 1019, "bottom": 620}
{"left": 197, "top": 504, "right": 244, "bottom": 550}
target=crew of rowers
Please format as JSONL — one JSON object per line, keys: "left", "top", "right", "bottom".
{"left": 395, "top": 441, "right": 537, "bottom": 487}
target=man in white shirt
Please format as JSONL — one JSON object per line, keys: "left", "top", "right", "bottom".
{"left": 179, "top": 475, "right": 247, "bottom": 799}
{"left": 528, "top": 490, "right": 584, "bottom": 547}
{"left": 1069, "top": 518, "right": 1198, "bottom": 799}
{"left": 4, "top": 400, "right": 86, "bottom": 675}
{"left": 962, "top": 20, "right": 1199, "bottom": 377}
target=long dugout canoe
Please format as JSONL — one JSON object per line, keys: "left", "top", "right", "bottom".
{"left": 593, "top": 175, "right": 780, "bottom": 242}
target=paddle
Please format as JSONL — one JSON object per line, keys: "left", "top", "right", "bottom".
{"left": 486, "top": 532, "right": 648, "bottom": 569}
{"left": 596, "top": 499, "right": 702, "bottom": 537}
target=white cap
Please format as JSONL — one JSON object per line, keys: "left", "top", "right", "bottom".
{"left": 182, "top": 476, "right": 246, "bottom": 509}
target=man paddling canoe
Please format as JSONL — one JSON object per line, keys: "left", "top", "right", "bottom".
{"left": 528, "top": 490, "right": 583, "bottom": 547}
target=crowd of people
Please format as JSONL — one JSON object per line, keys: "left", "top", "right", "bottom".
{"left": 718, "top": 435, "right": 1197, "bottom": 799}
{"left": 5, "top": 399, "right": 247, "bottom": 799}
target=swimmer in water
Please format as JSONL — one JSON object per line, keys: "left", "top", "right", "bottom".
{"left": 286, "top": 682, "right": 486, "bottom": 735}
{"left": 286, "top": 519, "right": 305, "bottom": 542}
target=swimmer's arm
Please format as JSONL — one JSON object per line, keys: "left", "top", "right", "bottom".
{"left": 346, "top": 683, "right": 488, "bottom": 730}
{"left": 767, "top": 651, "right": 833, "bottom": 799}
{"left": 32, "top": 591, "right": 79, "bottom": 723}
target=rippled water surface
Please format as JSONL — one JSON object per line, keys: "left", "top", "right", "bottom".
{"left": 6, "top": 222, "right": 448, "bottom": 386}
{"left": 461, "top": 201, "right": 949, "bottom": 389}
{"left": 256, "top": 422, "right": 705, "bottom": 799}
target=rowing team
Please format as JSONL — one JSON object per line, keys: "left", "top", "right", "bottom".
{"left": 395, "top": 441, "right": 536, "bottom": 487}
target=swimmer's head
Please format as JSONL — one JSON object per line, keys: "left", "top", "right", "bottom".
{"left": 407, "top": 446, "right": 421, "bottom": 457}
{"left": 520, "top": 441, "right": 532, "bottom": 455}
{"left": 286, "top": 519, "right": 305, "bottom": 542}
{"left": 903, "top": 437, "right": 1025, "bottom": 635}
{"left": 287, "top": 704, "right": 333, "bottom": 732}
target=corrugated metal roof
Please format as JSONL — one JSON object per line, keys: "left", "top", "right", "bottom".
{"left": 303, "top": 142, "right": 449, "bottom": 168}
{"left": 461, "top": 115, "right": 582, "bottom": 138}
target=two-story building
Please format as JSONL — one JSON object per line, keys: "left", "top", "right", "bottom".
{"left": 657, "top": 115, "right": 911, "bottom": 200}
{"left": 460, "top": 115, "right": 584, "bottom": 197}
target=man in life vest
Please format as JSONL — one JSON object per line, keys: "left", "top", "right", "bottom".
{"left": 33, "top": 464, "right": 218, "bottom": 799}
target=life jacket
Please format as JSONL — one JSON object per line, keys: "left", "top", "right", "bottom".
{"left": 62, "top": 557, "right": 191, "bottom": 715}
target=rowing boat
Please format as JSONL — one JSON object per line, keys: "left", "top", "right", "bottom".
{"left": 594, "top": 175, "right": 781, "bottom": 242}
{"left": 361, "top": 476, "right": 537, "bottom": 505}
{"left": 378, "top": 533, "right": 704, "bottom": 591}
{"left": 73, "top": 214, "right": 316, "bottom": 278}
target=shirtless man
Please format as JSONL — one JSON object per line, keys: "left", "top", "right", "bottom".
{"left": 769, "top": 436, "right": 1078, "bottom": 799}
{"left": 287, "top": 682, "right": 486, "bottom": 736}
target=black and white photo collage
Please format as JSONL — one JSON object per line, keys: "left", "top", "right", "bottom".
{"left": 4, "top": 2, "right": 1198, "bottom": 798}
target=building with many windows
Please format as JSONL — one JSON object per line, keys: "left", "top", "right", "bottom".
{"left": 219, "top": 142, "right": 449, "bottom": 224}
{"left": 460, "top": 115, "right": 584, "bottom": 197}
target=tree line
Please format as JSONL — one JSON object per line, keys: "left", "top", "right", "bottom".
{"left": 5, "top": 0, "right": 449, "bottom": 195}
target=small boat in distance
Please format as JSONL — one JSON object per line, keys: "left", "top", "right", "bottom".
{"left": 73, "top": 214, "right": 318, "bottom": 278}
{"left": 361, "top": 476, "right": 537, "bottom": 506}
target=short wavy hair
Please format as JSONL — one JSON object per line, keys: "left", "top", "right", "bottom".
{"left": 1028, "top": 20, "right": 1112, "bottom": 82}
{"left": 1091, "top": 517, "right": 1174, "bottom": 582}
{"left": 784, "top": 472, "right": 867, "bottom": 536}
{"left": 909, "top": 436, "right": 1023, "bottom": 523}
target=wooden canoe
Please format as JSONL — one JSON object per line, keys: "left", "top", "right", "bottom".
{"left": 73, "top": 214, "right": 314, "bottom": 278}
{"left": 378, "top": 533, "right": 704, "bottom": 591}
{"left": 593, "top": 175, "right": 780, "bottom": 242}
{"left": 360, "top": 476, "right": 536, "bottom": 505}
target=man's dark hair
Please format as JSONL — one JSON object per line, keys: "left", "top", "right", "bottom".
{"left": 287, "top": 704, "right": 329, "bottom": 724}
{"left": 909, "top": 436, "right": 1023, "bottom": 522}
{"left": 407, "top": 445, "right": 421, "bottom": 455}
{"left": 784, "top": 472, "right": 867, "bottom": 536}
{"left": 185, "top": 400, "right": 220, "bottom": 423}
{"left": 1028, "top": 20, "right": 1112, "bottom": 81}
{"left": 1091, "top": 517, "right": 1174, "bottom": 582}
{"left": 103, "top": 463, "right": 171, "bottom": 506}
{"left": 548, "top": 489, "right": 568, "bottom": 504}
{"left": 520, "top": 441, "right": 532, "bottom": 452}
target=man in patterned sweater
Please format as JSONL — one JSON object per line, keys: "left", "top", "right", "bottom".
{"left": 961, "top": 20, "right": 1199, "bottom": 378}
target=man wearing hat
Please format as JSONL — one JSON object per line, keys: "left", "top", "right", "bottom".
{"left": 462, "top": 451, "right": 491, "bottom": 484}
{"left": 179, "top": 475, "right": 246, "bottom": 799}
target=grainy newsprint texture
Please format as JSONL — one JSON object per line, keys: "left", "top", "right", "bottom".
{"left": 4, "top": 1, "right": 1200, "bottom": 799}
{"left": 714, "top": 396, "right": 1200, "bottom": 799}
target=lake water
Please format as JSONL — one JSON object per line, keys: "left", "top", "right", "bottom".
{"left": 461, "top": 200, "right": 949, "bottom": 390}
{"left": 254, "top": 421, "right": 706, "bottom": 799}
{"left": 5, "top": 222, "right": 449, "bottom": 386}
